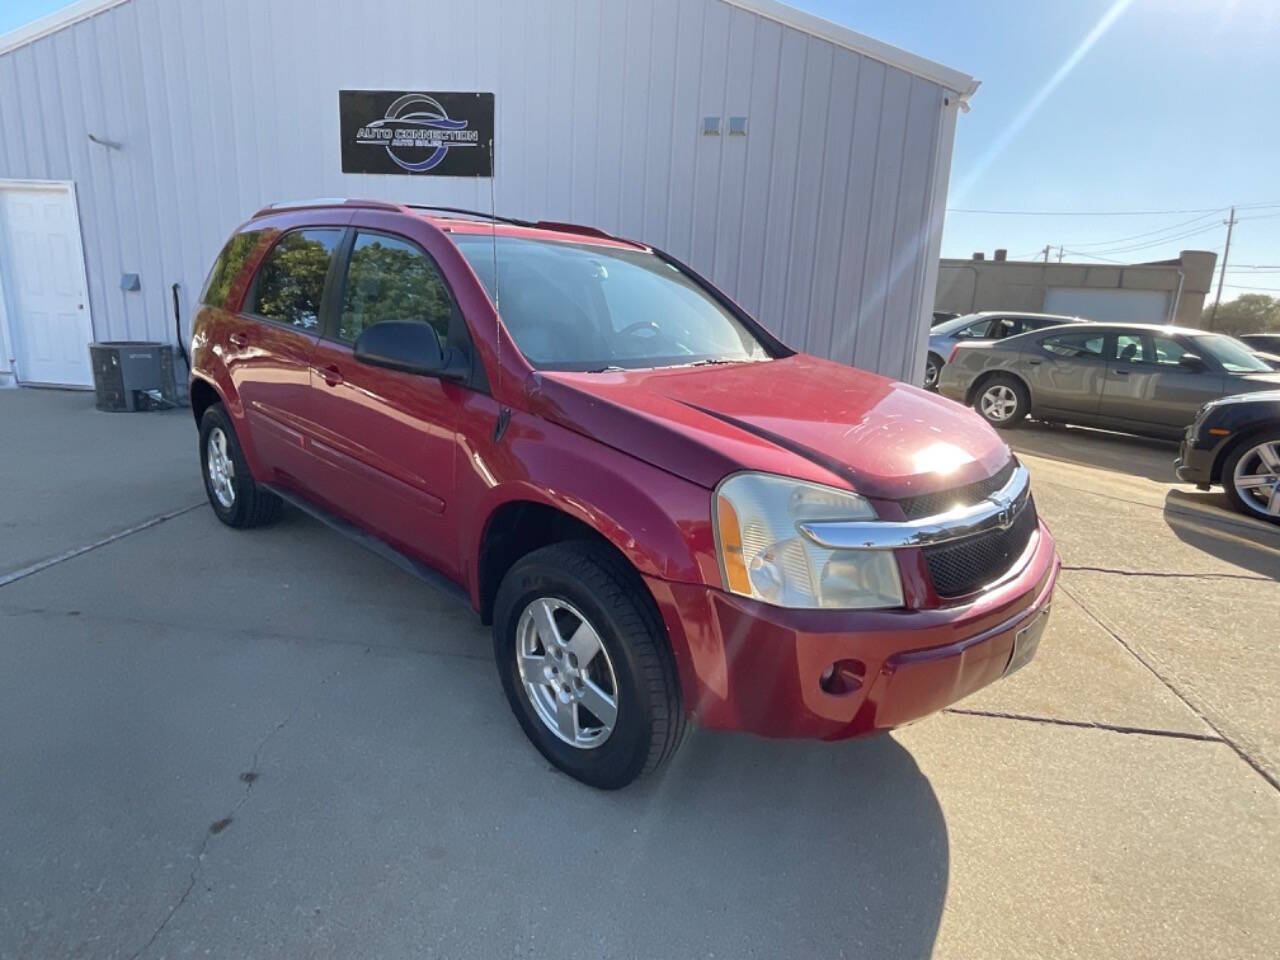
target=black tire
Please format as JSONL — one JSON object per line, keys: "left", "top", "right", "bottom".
{"left": 198, "top": 403, "right": 282, "bottom": 528}
{"left": 923, "top": 353, "right": 943, "bottom": 391}
{"left": 493, "top": 541, "right": 687, "bottom": 789}
{"left": 973, "top": 374, "right": 1030, "bottom": 429}
{"left": 1221, "top": 432, "right": 1280, "bottom": 525}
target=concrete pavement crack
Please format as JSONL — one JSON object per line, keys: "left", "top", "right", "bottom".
{"left": 0, "top": 503, "right": 205, "bottom": 589}
{"left": 943, "top": 707, "right": 1224, "bottom": 742}
{"left": 1058, "top": 581, "right": 1280, "bottom": 793}
{"left": 126, "top": 671, "right": 324, "bottom": 960}
{"left": 1062, "top": 565, "right": 1273, "bottom": 583}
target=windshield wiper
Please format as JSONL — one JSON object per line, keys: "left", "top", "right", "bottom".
{"left": 686, "top": 357, "right": 757, "bottom": 367}
{"left": 585, "top": 365, "right": 627, "bottom": 373}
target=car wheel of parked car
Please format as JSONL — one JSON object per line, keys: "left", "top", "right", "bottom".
{"left": 199, "top": 403, "right": 282, "bottom": 528}
{"left": 923, "top": 353, "right": 943, "bottom": 391}
{"left": 975, "top": 375, "right": 1029, "bottom": 429}
{"left": 1224, "top": 434, "right": 1280, "bottom": 524}
{"left": 492, "top": 541, "right": 687, "bottom": 789}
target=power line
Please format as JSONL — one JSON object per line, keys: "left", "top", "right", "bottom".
{"left": 1222, "top": 283, "right": 1280, "bottom": 292}
{"left": 946, "top": 201, "right": 1280, "bottom": 216}
{"left": 1063, "top": 210, "right": 1226, "bottom": 247}
{"left": 1073, "top": 222, "right": 1225, "bottom": 257}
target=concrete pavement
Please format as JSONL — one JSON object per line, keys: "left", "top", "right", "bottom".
{"left": 0, "top": 392, "right": 1277, "bottom": 958}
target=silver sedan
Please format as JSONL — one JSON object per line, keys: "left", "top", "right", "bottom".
{"left": 937, "top": 322, "right": 1280, "bottom": 439}
{"left": 923, "top": 311, "right": 1086, "bottom": 389}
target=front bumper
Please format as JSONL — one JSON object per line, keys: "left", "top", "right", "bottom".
{"left": 645, "top": 520, "right": 1059, "bottom": 740}
{"left": 1175, "top": 429, "right": 1219, "bottom": 486}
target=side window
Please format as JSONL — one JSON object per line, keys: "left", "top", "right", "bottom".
{"left": 1042, "top": 332, "right": 1105, "bottom": 358}
{"left": 339, "top": 232, "right": 454, "bottom": 345}
{"left": 1151, "top": 335, "right": 1192, "bottom": 366}
{"left": 989, "top": 317, "right": 1021, "bottom": 339}
{"left": 201, "top": 230, "right": 266, "bottom": 309}
{"left": 1113, "top": 333, "right": 1145, "bottom": 363}
{"left": 955, "top": 320, "right": 994, "bottom": 340}
{"left": 248, "top": 228, "right": 342, "bottom": 330}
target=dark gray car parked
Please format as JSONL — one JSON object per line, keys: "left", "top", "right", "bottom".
{"left": 937, "top": 322, "right": 1280, "bottom": 438}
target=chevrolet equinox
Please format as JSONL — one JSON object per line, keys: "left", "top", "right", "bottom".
{"left": 190, "top": 199, "right": 1060, "bottom": 789}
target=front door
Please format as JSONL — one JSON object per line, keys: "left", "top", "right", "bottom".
{"left": 1101, "top": 332, "right": 1227, "bottom": 431}
{"left": 306, "top": 228, "right": 463, "bottom": 582}
{"left": 0, "top": 181, "right": 94, "bottom": 386}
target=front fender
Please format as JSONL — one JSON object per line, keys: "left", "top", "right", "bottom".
{"left": 461, "top": 408, "right": 722, "bottom": 605}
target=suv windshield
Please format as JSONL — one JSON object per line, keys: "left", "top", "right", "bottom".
{"left": 453, "top": 235, "right": 771, "bottom": 371}
{"left": 1191, "top": 334, "right": 1271, "bottom": 373}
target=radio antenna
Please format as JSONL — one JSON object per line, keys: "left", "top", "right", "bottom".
{"left": 487, "top": 135, "right": 501, "bottom": 397}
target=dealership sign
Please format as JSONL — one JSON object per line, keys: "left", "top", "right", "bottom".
{"left": 339, "top": 91, "right": 494, "bottom": 176}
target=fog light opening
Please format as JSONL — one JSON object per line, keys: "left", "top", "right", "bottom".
{"left": 819, "top": 659, "right": 866, "bottom": 696}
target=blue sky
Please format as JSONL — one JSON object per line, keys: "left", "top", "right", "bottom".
{"left": 3, "top": 0, "right": 1279, "bottom": 300}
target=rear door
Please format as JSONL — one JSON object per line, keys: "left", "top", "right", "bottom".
{"left": 231, "top": 226, "right": 344, "bottom": 487}
{"left": 1101, "top": 331, "right": 1227, "bottom": 431}
{"left": 1025, "top": 329, "right": 1109, "bottom": 417}
{"left": 305, "top": 225, "right": 467, "bottom": 581}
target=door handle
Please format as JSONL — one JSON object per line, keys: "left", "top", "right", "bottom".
{"left": 228, "top": 331, "right": 250, "bottom": 347}
{"left": 1114, "top": 369, "right": 1130, "bottom": 376}
{"left": 1027, "top": 359, "right": 1042, "bottom": 366}
{"left": 317, "top": 364, "right": 343, "bottom": 387}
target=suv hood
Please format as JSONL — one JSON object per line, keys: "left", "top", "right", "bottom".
{"left": 527, "top": 354, "right": 1011, "bottom": 500}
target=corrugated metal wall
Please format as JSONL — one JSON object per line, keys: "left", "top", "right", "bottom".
{"left": 0, "top": 0, "right": 957, "bottom": 382}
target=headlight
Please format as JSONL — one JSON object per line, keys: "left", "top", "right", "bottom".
{"left": 713, "top": 472, "right": 904, "bottom": 610}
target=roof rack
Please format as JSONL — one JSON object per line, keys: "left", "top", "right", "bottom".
{"left": 409, "top": 206, "right": 628, "bottom": 243}
{"left": 251, "top": 199, "right": 629, "bottom": 244}
{"left": 251, "top": 197, "right": 402, "bottom": 218}
{"left": 405, "top": 205, "right": 537, "bottom": 228}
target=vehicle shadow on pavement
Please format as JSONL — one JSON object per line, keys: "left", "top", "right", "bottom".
{"left": 1164, "top": 490, "right": 1280, "bottom": 580}
{"left": 611, "top": 728, "right": 949, "bottom": 959}
{"left": 1009, "top": 421, "right": 1179, "bottom": 483}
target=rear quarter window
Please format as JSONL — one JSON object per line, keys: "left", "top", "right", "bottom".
{"left": 200, "top": 230, "right": 268, "bottom": 309}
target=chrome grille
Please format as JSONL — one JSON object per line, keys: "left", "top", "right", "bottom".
{"left": 900, "top": 459, "right": 1016, "bottom": 521}
{"left": 921, "top": 495, "right": 1038, "bottom": 598}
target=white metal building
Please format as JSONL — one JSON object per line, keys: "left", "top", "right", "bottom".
{"left": 0, "top": 0, "right": 976, "bottom": 390}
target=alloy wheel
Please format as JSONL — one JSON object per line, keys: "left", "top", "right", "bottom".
{"left": 206, "top": 427, "right": 236, "bottom": 509}
{"left": 515, "top": 597, "right": 619, "bottom": 749}
{"left": 980, "top": 384, "right": 1018, "bottom": 422}
{"left": 923, "top": 358, "right": 940, "bottom": 389}
{"left": 1232, "top": 440, "right": 1280, "bottom": 517}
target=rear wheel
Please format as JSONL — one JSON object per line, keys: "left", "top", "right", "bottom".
{"left": 1223, "top": 434, "right": 1280, "bottom": 524}
{"left": 923, "top": 353, "right": 943, "bottom": 391}
{"left": 199, "top": 403, "right": 282, "bottom": 528}
{"left": 493, "top": 541, "right": 686, "bottom": 789}
{"left": 974, "top": 375, "right": 1029, "bottom": 429}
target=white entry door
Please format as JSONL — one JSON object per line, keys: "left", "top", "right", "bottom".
{"left": 0, "top": 181, "right": 94, "bottom": 387}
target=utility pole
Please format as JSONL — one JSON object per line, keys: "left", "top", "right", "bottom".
{"left": 1209, "top": 206, "right": 1238, "bottom": 329}
{"left": 1057, "top": 246, "right": 1065, "bottom": 263}
{"left": 1041, "top": 245, "right": 1051, "bottom": 264}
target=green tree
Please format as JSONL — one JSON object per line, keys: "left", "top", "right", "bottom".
{"left": 1203, "top": 294, "right": 1280, "bottom": 336}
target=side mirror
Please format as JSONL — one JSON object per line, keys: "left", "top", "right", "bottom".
{"left": 1178, "top": 353, "right": 1206, "bottom": 372}
{"left": 354, "top": 321, "right": 467, "bottom": 380}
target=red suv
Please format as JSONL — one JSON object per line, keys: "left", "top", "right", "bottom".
{"left": 191, "top": 199, "right": 1059, "bottom": 789}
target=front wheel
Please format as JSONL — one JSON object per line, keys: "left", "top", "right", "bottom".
{"left": 1223, "top": 434, "right": 1280, "bottom": 524}
{"left": 493, "top": 541, "right": 687, "bottom": 789}
{"left": 974, "top": 375, "right": 1029, "bottom": 429}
